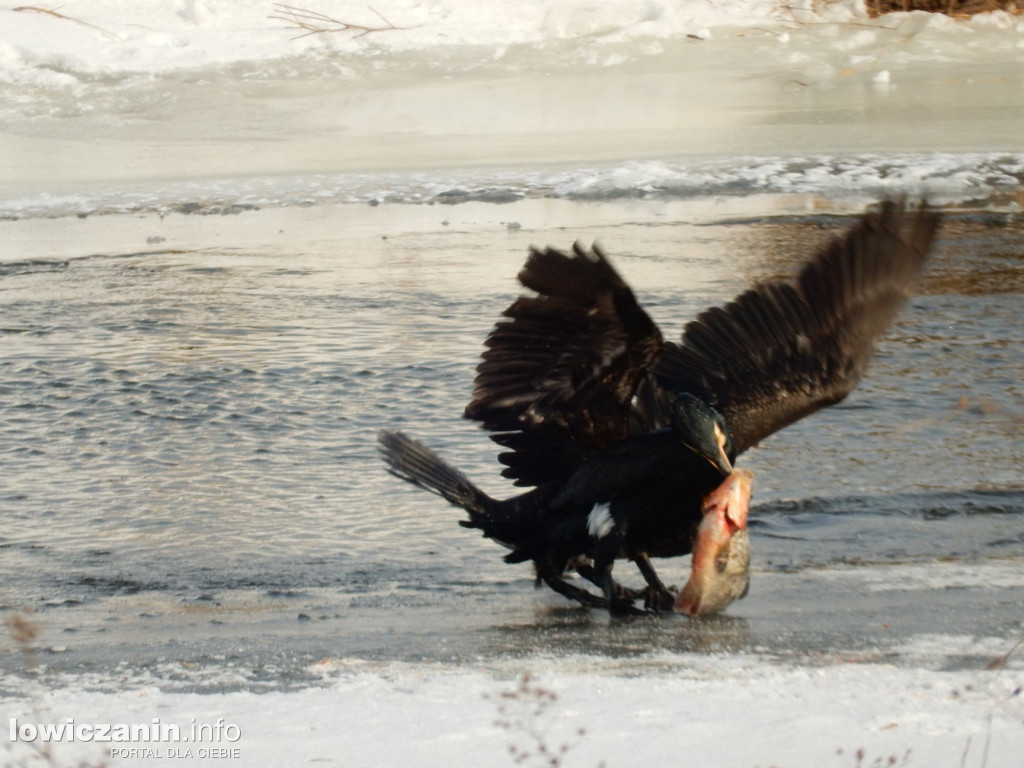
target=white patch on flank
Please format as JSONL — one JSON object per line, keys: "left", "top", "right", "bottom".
{"left": 587, "top": 502, "right": 615, "bottom": 539}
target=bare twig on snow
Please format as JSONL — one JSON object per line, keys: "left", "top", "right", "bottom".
{"left": 12, "top": 5, "right": 121, "bottom": 39}
{"left": 269, "top": 4, "right": 401, "bottom": 40}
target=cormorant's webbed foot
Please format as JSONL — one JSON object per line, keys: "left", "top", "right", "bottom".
{"left": 601, "top": 570, "right": 650, "bottom": 617}
{"left": 539, "top": 558, "right": 655, "bottom": 616}
{"left": 635, "top": 553, "right": 678, "bottom": 613}
{"left": 574, "top": 557, "right": 651, "bottom": 616}
{"left": 541, "top": 574, "right": 609, "bottom": 609}
{"left": 572, "top": 559, "right": 644, "bottom": 601}
{"left": 540, "top": 573, "right": 648, "bottom": 616}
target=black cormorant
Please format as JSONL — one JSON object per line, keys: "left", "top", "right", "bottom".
{"left": 379, "top": 200, "right": 940, "bottom": 616}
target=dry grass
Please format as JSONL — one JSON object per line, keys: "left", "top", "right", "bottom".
{"left": 268, "top": 4, "right": 401, "bottom": 39}
{"left": 487, "top": 673, "right": 605, "bottom": 768}
{"left": 3, "top": 610, "right": 108, "bottom": 767}
{"left": 12, "top": 5, "right": 120, "bottom": 39}
{"left": 865, "top": 0, "right": 1021, "bottom": 16}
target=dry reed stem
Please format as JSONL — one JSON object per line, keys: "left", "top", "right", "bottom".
{"left": 486, "top": 673, "right": 605, "bottom": 768}
{"left": 13, "top": 5, "right": 121, "bottom": 39}
{"left": 269, "top": 4, "right": 400, "bottom": 40}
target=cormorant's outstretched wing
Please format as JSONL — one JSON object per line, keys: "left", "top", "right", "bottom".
{"left": 653, "top": 200, "right": 941, "bottom": 455}
{"left": 464, "top": 243, "right": 662, "bottom": 487}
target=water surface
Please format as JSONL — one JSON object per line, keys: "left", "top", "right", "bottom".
{"left": 1, "top": 201, "right": 1020, "bottom": 692}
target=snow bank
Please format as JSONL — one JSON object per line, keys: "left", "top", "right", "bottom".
{"left": 5, "top": 654, "right": 1023, "bottom": 768}
{"left": 1, "top": 0, "right": 1021, "bottom": 82}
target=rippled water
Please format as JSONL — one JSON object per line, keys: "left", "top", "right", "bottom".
{"left": 1, "top": 202, "right": 1021, "bottom": 691}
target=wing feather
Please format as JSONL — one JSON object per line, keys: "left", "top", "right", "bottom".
{"left": 654, "top": 200, "right": 940, "bottom": 454}
{"left": 464, "top": 242, "right": 662, "bottom": 487}
{"left": 462, "top": 201, "right": 939, "bottom": 485}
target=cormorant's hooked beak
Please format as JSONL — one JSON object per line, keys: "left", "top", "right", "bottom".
{"left": 675, "top": 468, "right": 753, "bottom": 616}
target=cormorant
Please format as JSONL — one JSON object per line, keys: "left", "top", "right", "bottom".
{"left": 379, "top": 200, "right": 940, "bottom": 616}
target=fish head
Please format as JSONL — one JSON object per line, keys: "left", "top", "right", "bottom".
{"left": 675, "top": 468, "right": 754, "bottom": 616}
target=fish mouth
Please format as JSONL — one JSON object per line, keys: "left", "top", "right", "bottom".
{"left": 675, "top": 469, "right": 754, "bottom": 616}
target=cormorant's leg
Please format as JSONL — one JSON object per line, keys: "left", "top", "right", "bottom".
{"left": 572, "top": 559, "right": 644, "bottom": 601}
{"left": 540, "top": 573, "right": 608, "bottom": 609}
{"left": 592, "top": 533, "right": 648, "bottom": 617}
{"left": 634, "top": 553, "right": 677, "bottom": 613}
{"left": 534, "top": 557, "right": 609, "bottom": 608}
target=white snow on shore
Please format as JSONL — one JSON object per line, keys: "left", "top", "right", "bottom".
{"left": 4, "top": 1, "right": 1024, "bottom": 215}
{"left": 0, "top": 0, "right": 853, "bottom": 79}
{"left": 1, "top": 0, "right": 1022, "bottom": 83}
{"left": 5, "top": 650, "right": 1024, "bottom": 768}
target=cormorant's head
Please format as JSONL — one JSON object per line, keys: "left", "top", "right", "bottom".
{"left": 675, "top": 468, "right": 753, "bottom": 616}
{"left": 669, "top": 394, "right": 734, "bottom": 478}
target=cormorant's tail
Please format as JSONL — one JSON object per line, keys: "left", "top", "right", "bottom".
{"left": 377, "top": 430, "right": 502, "bottom": 534}
{"left": 378, "top": 430, "right": 490, "bottom": 515}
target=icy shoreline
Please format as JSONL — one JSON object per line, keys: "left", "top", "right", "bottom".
{"left": 3, "top": 152, "right": 1024, "bottom": 222}
{"left": 2, "top": 1, "right": 1023, "bottom": 81}
{"left": 4, "top": 2, "right": 1023, "bottom": 208}
{"left": 5, "top": 652, "right": 1023, "bottom": 768}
